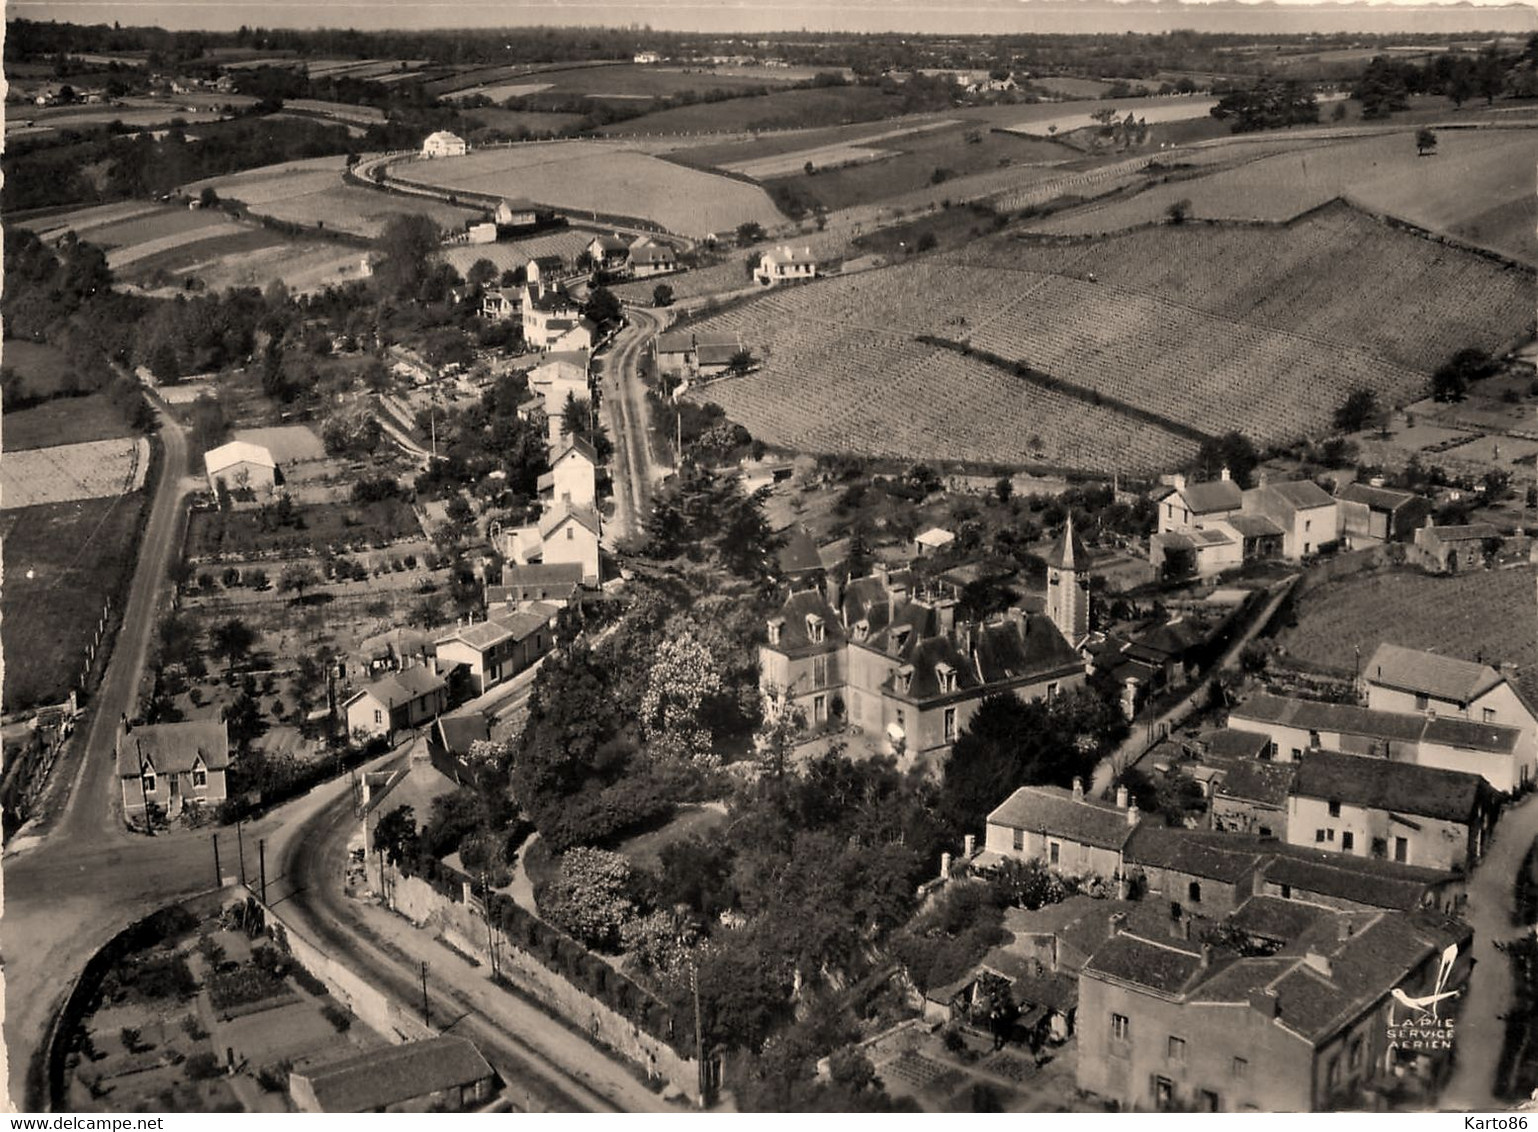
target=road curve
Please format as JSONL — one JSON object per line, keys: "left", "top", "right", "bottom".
{"left": 600, "top": 306, "right": 667, "bottom": 544}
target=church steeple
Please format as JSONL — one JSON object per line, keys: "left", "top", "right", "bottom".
{"left": 1046, "top": 514, "right": 1090, "bottom": 645}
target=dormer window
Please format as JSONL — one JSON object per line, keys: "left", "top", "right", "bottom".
{"left": 896, "top": 665, "right": 914, "bottom": 695}
{"left": 806, "top": 613, "right": 825, "bottom": 644}
{"left": 852, "top": 619, "right": 870, "bottom": 641}
{"left": 141, "top": 769, "right": 156, "bottom": 796}
{"left": 936, "top": 662, "right": 956, "bottom": 694}
{"left": 767, "top": 618, "right": 784, "bottom": 646}
{"left": 892, "top": 625, "right": 912, "bottom": 652}
{"left": 191, "top": 762, "right": 208, "bottom": 789}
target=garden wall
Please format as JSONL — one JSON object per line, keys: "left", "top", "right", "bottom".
{"left": 390, "top": 870, "right": 701, "bottom": 1102}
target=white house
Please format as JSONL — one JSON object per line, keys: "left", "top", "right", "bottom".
{"left": 344, "top": 666, "right": 449, "bottom": 742}
{"left": 495, "top": 198, "right": 544, "bottom": 228}
{"left": 627, "top": 238, "right": 678, "bottom": 278}
{"left": 522, "top": 285, "right": 581, "bottom": 349}
{"left": 551, "top": 316, "right": 598, "bottom": 355}
{"left": 540, "top": 436, "right": 598, "bottom": 509}
{"left": 433, "top": 604, "right": 557, "bottom": 696}
{"left": 1241, "top": 480, "right": 1340, "bottom": 560}
{"left": 753, "top": 245, "right": 818, "bottom": 286}
{"left": 539, "top": 502, "right": 601, "bottom": 586}
{"left": 528, "top": 353, "right": 591, "bottom": 444}
{"left": 1154, "top": 471, "right": 1242, "bottom": 535}
{"left": 421, "top": 131, "right": 468, "bottom": 159}
{"left": 913, "top": 527, "right": 956, "bottom": 558}
{"left": 480, "top": 288, "right": 519, "bottom": 321}
{"left": 204, "top": 440, "right": 277, "bottom": 499}
{"left": 586, "top": 233, "right": 630, "bottom": 272}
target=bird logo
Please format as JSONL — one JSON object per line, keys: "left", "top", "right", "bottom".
{"left": 1390, "top": 943, "right": 1461, "bottom": 1024}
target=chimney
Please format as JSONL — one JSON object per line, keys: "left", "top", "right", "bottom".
{"left": 937, "top": 598, "right": 957, "bottom": 637}
{"left": 963, "top": 833, "right": 976, "bottom": 857}
{"left": 1116, "top": 785, "right": 1130, "bottom": 809}
{"left": 1220, "top": 465, "right": 1231, "bottom": 482}
{"left": 939, "top": 851, "right": 952, "bottom": 880}
{"left": 1127, "top": 803, "right": 1141, "bottom": 827}
{"left": 1170, "top": 914, "right": 1190, "bottom": 942}
{"left": 1199, "top": 943, "right": 1212, "bottom": 969}
{"left": 1171, "top": 473, "right": 1187, "bottom": 493}
{"left": 1249, "top": 988, "right": 1281, "bottom": 1018}
{"left": 1108, "top": 911, "right": 1128, "bottom": 939}
{"left": 1303, "top": 950, "right": 1333, "bottom": 978}
{"left": 826, "top": 576, "right": 843, "bottom": 617}
{"left": 1072, "top": 777, "right": 1084, "bottom": 801}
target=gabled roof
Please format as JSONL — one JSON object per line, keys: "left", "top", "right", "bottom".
{"left": 1260, "top": 841, "right": 1456, "bottom": 910}
{"left": 498, "top": 561, "right": 585, "bottom": 590}
{"left": 1423, "top": 715, "right": 1522, "bottom": 754}
{"left": 1337, "top": 482, "right": 1420, "bottom": 512}
{"left": 1124, "top": 824, "right": 1261, "bottom": 884}
{"left": 775, "top": 525, "right": 824, "bottom": 578}
{"left": 204, "top": 440, "right": 276, "bottom": 475}
{"left": 538, "top": 502, "right": 600, "bottom": 539}
{"left": 1364, "top": 642, "right": 1506, "bottom": 706}
{"left": 1082, "top": 932, "right": 1209, "bottom": 997}
{"left": 554, "top": 434, "right": 599, "bottom": 468}
{"left": 1201, "top": 728, "right": 1273, "bottom": 761}
{"left": 762, "top": 244, "right": 816, "bottom": 266}
{"left": 351, "top": 666, "right": 446, "bottom": 711}
{"left": 433, "top": 713, "right": 490, "bottom": 758}
{"left": 1229, "top": 693, "right": 1427, "bottom": 745}
{"left": 914, "top": 526, "right": 955, "bottom": 549}
{"left": 1045, "top": 513, "right": 1088, "bottom": 571}
{"left": 1293, "top": 749, "right": 1486, "bottom": 824}
{"left": 1177, "top": 478, "right": 1242, "bottom": 514}
{"left": 1226, "top": 894, "right": 1337, "bottom": 944}
{"left": 437, "top": 618, "right": 517, "bottom": 651}
{"left": 972, "top": 613, "right": 1083, "bottom": 686}
{"left": 987, "top": 785, "right": 1139, "bottom": 852}
{"left": 294, "top": 1036, "right": 494, "bottom": 1113}
{"left": 116, "top": 721, "right": 230, "bottom": 778}
{"left": 1257, "top": 479, "right": 1336, "bottom": 512}
{"left": 629, "top": 242, "right": 676, "bottom": 265}
{"left": 1419, "top": 522, "right": 1499, "bottom": 543}
{"left": 589, "top": 233, "right": 629, "bottom": 253}
{"left": 1221, "top": 513, "right": 1285, "bottom": 538}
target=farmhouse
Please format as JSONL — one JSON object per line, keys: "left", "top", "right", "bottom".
{"left": 761, "top": 542, "right": 1088, "bottom": 760}
{"left": 1286, "top": 749, "right": 1495, "bottom": 872}
{"left": 433, "top": 604, "right": 557, "bottom": 697}
{"left": 628, "top": 238, "right": 678, "bottom": 278}
{"left": 1076, "top": 907, "right": 1471, "bottom": 1111}
{"left": 1154, "top": 471, "right": 1242, "bottom": 534}
{"left": 117, "top": 720, "right": 229, "bottom": 818}
{"left": 525, "top": 255, "right": 567, "bottom": 288}
{"left": 465, "top": 222, "right": 497, "bottom": 245}
{"left": 1411, "top": 520, "right": 1501, "bottom": 575}
{"left": 1150, "top": 526, "right": 1240, "bottom": 581}
{"left": 1241, "top": 480, "right": 1340, "bottom": 560}
{"left": 420, "top": 131, "right": 468, "bottom": 159}
{"left": 551, "top": 316, "right": 598, "bottom": 355}
{"left": 1335, "top": 482, "right": 1430, "bottom": 545}
{"left": 1210, "top": 756, "right": 1296, "bottom": 838}
{"left": 527, "top": 353, "right": 590, "bottom": 442}
{"left": 655, "top": 331, "right": 744, "bottom": 379}
{"left": 984, "top": 781, "right": 1139, "bottom": 878}
{"left": 290, "top": 1036, "right": 497, "bottom": 1113}
{"left": 344, "top": 666, "right": 449, "bottom": 743}
{"left": 522, "top": 286, "right": 582, "bottom": 350}
{"left": 586, "top": 233, "right": 630, "bottom": 271}
{"left": 480, "top": 288, "right": 519, "bottom": 320}
{"left": 486, "top": 561, "right": 585, "bottom": 608}
{"left": 204, "top": 440, "right": 277, "bottom": 499}
{"left": 495, "top": 198, "right": 554, "bottom": 229}
{"left": 355, "top": 733, "right": 460, "bottom": 878}
{"left": 753, "top": 245, "right": 818, "bottom": 287}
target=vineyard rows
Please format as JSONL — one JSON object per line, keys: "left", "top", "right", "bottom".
{"left": 694, "top": 334, "right": 1197, "bottom": 472}
{"left": 964, "top": 203, "right": 1534, "bottom": 375}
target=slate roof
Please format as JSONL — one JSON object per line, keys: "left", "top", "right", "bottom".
{"left": 1260, "top": 843, "right": 1455, "bottom": 911}
{"left": 1293, "top": 749, "right": 1486, "bottom": 823}
{"left": 695, "top": 342, "right": 742, "bottom": 367}
{"left": 775, "top": 525, "right": 824, "bottom": 578}
{"left": 499, "top": 561, "right": 585, "bottom": 589}
{"left": 629, "top": 242, "right": 676, "bottom": 266}
{"left": 554, "top": 435, "right": 599, "bottom": 467}
{"left": 351, "top": 666, "right": 446, "bottom": 711}
{"left": 1213, "top": 757, "right": 1297, "bottom": 808}
{"left": 1419, "top": 522, "right": 1499, "bottom": 543}
{"left": 1423, "top": 715, "right": 1521, "bottom": 754}
{"left": 433, "top": 713, "right": 490, "bottom": 758}
{"left": 294, "top": 1036, "right": 494, "bottom": 1113}
{"left": 1337, "top": 482, "right": 1420, "bottom": 513}
{"left": 1364, "top": 643, "right": 1505, "bottom": 706}
{"left": 538, "top": 502, "right": 601, "bottom": 539}
{"left": 987, "top": 785, "right": 1139, "bottom": 852}
{"left": 762, "top": 244, "right": 816, "bottom": 266}
{"left": 1202, "top": 728, "right": 1273, "bottom": 761}
{"left": 1261, "top": 480, "right": 1336, "bottom": 511}
{"left": 1229, "top": 693, "right": 1427, "bottom": 744}
{"left": 1082, "top": 932, "right": 1209, "bottom": 997}
{"left": 589, "top": 233, "right": 629, "bottom": 254}
{"left": 1222, "top": 513, "right": 1285, "bottom": 538}
{"left": 116, "top": 721, "right": 230, "bottom": 778}
{"left": 767, "top": 589, "right": 844, "bottom": 653}
{"left": 1045, "top": 513, "right": 1088, "bottom": 570}
{"left": 1177, "top": 478, "right": 1242, "bottom": 514}
{"left": 1226, "top": 895, "right": 1336, "bottom": 943}
{"left": 1124, "top": 824, "right": 1260, "bottom": 884}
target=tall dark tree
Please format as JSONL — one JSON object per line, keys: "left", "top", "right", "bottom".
{"left": 374, "top": 212, "right": 442, "bottom": 302}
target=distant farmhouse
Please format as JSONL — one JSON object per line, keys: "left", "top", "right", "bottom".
{"left": 421, "top": 131, "right": 467, "bottom": 159}
{"left": 204, "top": 440, "right": 277, "bottom": 500}
{"left": 754, "top": 245, "right": 818, "bottom": 287}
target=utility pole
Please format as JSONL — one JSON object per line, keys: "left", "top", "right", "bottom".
{"left": 212, "top": 833, "right": 222, "bottom": 888}
{"left": 676, "top": 409, "right": 683, "bottom": 473}
{"left": 258, "top": 839, "right": 267, "bottom": 906}
{"left": 236, "top": 820, "right": 247, "bottom": 886}
{"left": 692, "top": 960, "right": 706, "bottom": 1109}
{"left": 420, "top": 961, "right": 430, "bottom": 1028}
{"left": 481, "top": 870, "right": 498, "bottom": 980}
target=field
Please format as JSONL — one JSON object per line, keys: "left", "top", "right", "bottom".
{"left": 433, "top": 60, "right": 796, "bottom": 101}
{"left": 116, "top": 227, "right": 296, "bottom": 287}
{"left": 1029, "top": 126, "right": 1538, "bottom": 264}
{"left": 717, "top": 120, "right": 960, "bottom": 178}
{"left": 146, "top": 240, "right": 368, "bottom": 296}
{"left": 68, "top": 206, "right": 234, "bottom": 253}
{"left": 693, "top": 329, "right": 1199, "bottom": 473}
{"left": 20, "top": 200, "right": 167, "bottom": 241}
{"left": 1004, "top": 97, "right": 1220, "bottom": 137}
{"left": 4, "top": 393, "right": 138, "bottom": 451}
{"left": 281, "top": 99, "right": 387, "bottom": 125}
{"left": 441, "top": 228, "right": 594, "bottom": 276}
{"left": 1, "top": 437, "right": 150, "bottom": 509}
{"left": 461, "top": 107, "right": 587, "bottom": 136}
{"left": 967, "top": 202, "right": 1536, "bottom": 375}
{"left": 184, "top": 498, "right": 422, "bottom": 561}
{"left": 3, "top": 340, "right": 76, "bottom": 398}
{"left": 598, "top": 84, "right": 903, "bottom": 137}
{"left": 1, "top": 491, "right": 149, "bottom": 711}
{"left": 1275, "top": 565, "right": 1538, "bottom": 703}
{"left": 191, "top": 156, "right": 483, "bottom": 239}
{"left": 394, "top": 142, "right": 782, "bottom": 237}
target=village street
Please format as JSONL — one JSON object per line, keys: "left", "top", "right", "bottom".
{"left": 600, "top": 303, "right": 667, "bottom": 543}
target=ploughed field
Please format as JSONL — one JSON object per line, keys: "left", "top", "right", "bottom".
{"left": 684, "top": 201, "right": 1533, "bottom": 472}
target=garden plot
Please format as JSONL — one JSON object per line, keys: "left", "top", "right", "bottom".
{"left": 442, "top": 229, "right": 594, "bottom": 276}
{"left": 20, "top": 200, "right": 165, "bottom": 241}
{"left": 444, "top": 81, "right": 553, "bottom": 102}
{"left": 107, "top": 217, "right": 255, "bottom": 271}
{"left": 84, "top": 206, "right": 236, "bottom": 253}
{"left": 1, "top": 437, "right": 150, "bottom": 510}
{"left": 720, "top": 121, "right": 957, "bottom": 178}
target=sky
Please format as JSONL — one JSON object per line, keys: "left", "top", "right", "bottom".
{"left": 9, "top": 0, "right": 1536, "bottom": 34}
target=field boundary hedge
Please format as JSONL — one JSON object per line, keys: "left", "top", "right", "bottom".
{"left": 916, "top": 334, "right": 1213, "bottom": 446}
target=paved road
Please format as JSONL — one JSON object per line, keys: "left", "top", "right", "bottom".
{"left": 600, "top": 306, "right": 667, "bottom": 543}
{"left": 1442, "top": 792, "right": 1538, "bottom": 1111}
{"left": 274, "top": 778, "right": 672, "bottom": 1113}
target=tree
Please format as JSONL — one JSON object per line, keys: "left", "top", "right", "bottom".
{"left": 199, "top": 185, "right": 219, "bottom": 209}
{"left": 1166, "top": 198, "right": 1192, "bottom": 225}
{"left": 542, "top": 847, "right": 636, "bottom": 950}
{"left": 1416, "top": 127, "right": 1438, "bottom": 156}
{"left": 1433, "top": 347, "right": 1497, "bottom": 403}
{"left": 755, "top": 686, "right": 807, "bottom": 780}
{"left": 725, "top": 349, "right": 755, "bottom": 376}
{"left": 374, "top": 213, "right": 442, "bottom": 302}
{"left": 1194, "top": 432, "right": 1259, "bottom": 488}
{"left": 736, "top": 221, "right": 766, "bottom": 247}
{"left": 279, "top": 563, "right": 319, "bottom": 602}
{"left": 209, "top": 618, "right": 257, "bottom": 675}
{"left": 640, "top": 630, "right": 725, "bottom": 766}
{"left": 652, "top": 283, "right": 674, "bottom": 308}
{"left": 373, "top": 805, "right": 420, "bottom": 867}
{"left": 466, "top": 257, "right": 499, "bottom": 290}
{"left": 1333, "top": 388, "right": 1380, "bottom": 434}
{"left": 583, "top": 285, "right": 622, "bottom": 327}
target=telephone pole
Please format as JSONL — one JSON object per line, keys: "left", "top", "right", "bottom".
{"left": 236, "top": 820, "right": 247, "bottom": 886}
{"left": 692, "top": 960, "right": 706, "bottom": 1109}
{"left": 420, "top": 961, "right": 430, "bottom": 1028}
{"left": 212, "top": 833, "right": 222, "bottom": 888}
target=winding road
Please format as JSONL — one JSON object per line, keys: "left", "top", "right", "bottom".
{"left": 599, "top": 305, "right": 668, "bottom": 544}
